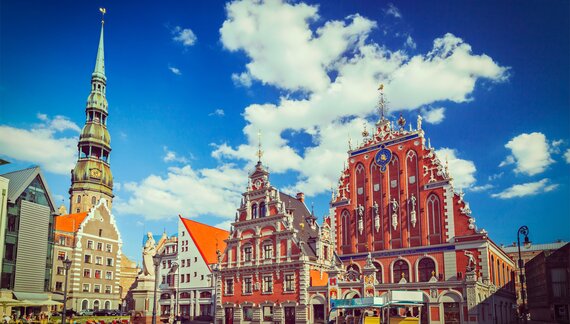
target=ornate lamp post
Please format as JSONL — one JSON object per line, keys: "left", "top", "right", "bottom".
{"left": 169, "top": 262, "right": 179, "bottom": 324}
{"left": 61, "top": 258, "right": 72, "bottom": 324}
{"left": 152, "top": 254, "right": 162, "bottom": 324}
{"left": 517, "top": 225, "right": 530, "bottom": 324}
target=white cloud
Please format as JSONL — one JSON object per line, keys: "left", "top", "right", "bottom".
{"left": 565, "top": 148, "right": 570, "bottom": 164}
{"left": 114, "top": 164, "right": 246, "bottom": 220}
{"left": 491, "top": 178, "right": 559, "bottom": 199}
{"left": 231, "top": 72, "right": 253, "bottom": 87}
{"left": 421, "top": 107, "right": 445, "bottom": 124}
{"left": 213, "top": 0, "right": 507, "bottom": 197}
{"left": 435, "top": 148, "right": 477, "bottom": 189}
{"left": 209, "top": 109, "right": 225, "bottom": 117}
{"left": 500, "top": 132, "right": 554, "bottom": 176}
{"left": 385, "top": 3, "right": 402, "bottom": 18}
{"left": 468, "top": 184, "right": 493, "bottom": 192}
{"left": 163, "top": 147, "right": 189, "bottom": 164}
{"left": 168, "top": 66, "right": 182, "bottom": 75}
{"left": 0, "top": 114, "right": 79, "bottom": 174}
{"left": 405, "top": 35, "right": 416, "bottom": 49}
{"left": 488, "top": 172, "right": 504, "bottom": 181}
{"left": 172, "top": 26, "right": 197, "bottom": 47}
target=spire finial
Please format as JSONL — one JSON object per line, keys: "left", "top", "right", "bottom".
{"left": 256, "top": 130, "right": 263, "bottom": 162}
{"left": 93, "top": 9, "right": 106, "bottom": 79}
{"left": 377, "top": 83, "right": 389, "bottom": 121}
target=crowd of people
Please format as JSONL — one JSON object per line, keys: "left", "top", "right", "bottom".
{"left": 1, "top": 312, "right": 51, "bottom": 324}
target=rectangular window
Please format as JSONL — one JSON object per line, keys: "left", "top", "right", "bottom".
{"left": 244, "top": 277, "right": 252, "bottom": 294}
{"left": 284, "top": 274, "right": 294, "bottom": 292}
{"left": 97, "top": 242, "right": 103, "bottom": 251}
{"left": 87, "top": 240, "right": 94, "bottom": 249}
{"left": 105, "top": 271, "right": 113, "bottom": 280}
{"left": 58, "top": 251, "right": 66, "bottom": 261}
{"left": 5, "top": 243, "right": 16, "bottom": 261}
{"left": 82, "top": 284, "right": 90, "bottom": 292}
{"left": 263, "top": 244, "right": 273, "bottom": 259}
{"left": 95, "top": 256, "right": 103, "bottom": 265}
{"left": 244, "top": 247, "right": 252, "bottom": 262}
{"left": 225, "top": 279, "right": 234, "bottom": 295}
{"left": 84, "top": 254, "right": 92, "bottom": 263}
{"left": 186, "top": 274, "right": 190, "bottom": 282}
{"left": 94, "top": 284, "right": 101, "bottom": 293}
{"left": 95, "top": 270, "right": 102, "bottom": 279}
{"left": 57, "top": 267, "right": 65, "bottom": 276}
{"left": 55, "top": 282, "right": 63, "bottom": 291}
{"left": 243, "top": 307, "right": 253, "bottom": 321}
{"left": 181, "top": 260, "right": 185, "bottom": 267}
{"left": 106, "top": 258, "right": 114, "bottom": 266}
{"left": 59, "top": 236, "right": 66, "bottom": 246}
{"left": 105, "top": 244, "right": 112, "bottom": 253}
{"left": 263, "top": 275, "right": 273, "bottom": 293}
{"left": 105, "top": 285, "right": 112, "bottom": 294}
{"left": 551, "top": 268, "right": 568, "bottom": 298}
{"left": 181, "top": 275, "right": 185, "bottom": 283}
{"left": 162, "top": 261, "right": 166, "bottom": 269}
{"left": 83, "top": 269, "right": 91, "bottom": 278}
{"left": 263, "top": 306, "right": 273, "bottom": 321}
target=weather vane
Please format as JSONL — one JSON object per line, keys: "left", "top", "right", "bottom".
{"left": 99, "top": 8, "right": 106, "bottom": 24}
{"left": 257, "top": 130, "right": 263, "bottom": 162}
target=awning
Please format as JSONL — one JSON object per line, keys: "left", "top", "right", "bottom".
{"left": 12, "top": 292, "right": 60, "bottom": 306}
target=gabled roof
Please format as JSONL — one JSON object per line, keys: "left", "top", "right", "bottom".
{"left": 279, "top": 192, "right": 319, "bottom": 259}
{"left": 55, "top": 212, "right": 89, "bottom": 233}
{"left": 1, "top": 166, "right": 56, "bottom": 210}
{"left": 179, "top": 216, "right": 229, "bottom": 265}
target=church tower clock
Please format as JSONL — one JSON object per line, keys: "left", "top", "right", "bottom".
{"left": 69, "top": 12, "right": 114, "bottom": 213}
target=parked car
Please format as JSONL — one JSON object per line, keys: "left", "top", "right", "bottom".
{"left": 52, "top": 310, "right": 78, "bottom": 317}
{"left": 94, "top": 309, "right": 120, "bottom": 316}
{"left": 78, "top": 309, "right": 95, "bottom": 316}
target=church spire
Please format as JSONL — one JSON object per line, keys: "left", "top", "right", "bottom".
{"left": 92, "top": 8, "right": 106, "bottom": 80}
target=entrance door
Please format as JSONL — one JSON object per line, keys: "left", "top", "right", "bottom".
{"left": 284, "top": 306, "right": 295, "bottom": 324}
{"left": 313, "top": 305, "right": 325, "bottom": 324}
{"left": 443, "top": 303, "right": 460, "bottom": 324}
{"left": 224, "top": 307, "right": 233, "bottom": 324}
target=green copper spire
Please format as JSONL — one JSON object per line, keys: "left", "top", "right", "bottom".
{"left": 92, "top": 17, "right": 105, "bottom": 80}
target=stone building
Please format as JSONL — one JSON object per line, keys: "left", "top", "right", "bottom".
{"left": 214, "top": 157, "right": 334, "bottom": 324}
{"left": 525, "top": 243, "right": 570, "bottom": 323}
{"left": 119, "top": 255, "right": 140, "bottom": 311}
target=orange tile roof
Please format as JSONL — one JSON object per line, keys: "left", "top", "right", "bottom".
{"left": 179, "top": 216, "right": 229, "bottom": 265}
{"left": 55, "top": 212, "right": 88, "bottom": 233}
{"left": 310, "top": 269, "right": 328, "bottom": 287}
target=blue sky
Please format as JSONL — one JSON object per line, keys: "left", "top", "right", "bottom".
{"left": 1, "top": 0, "right": 569, "bottom": 264}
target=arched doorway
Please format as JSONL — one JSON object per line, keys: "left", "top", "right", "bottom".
{"left": 440, "top": 292, "right": 462, "bottom": 324}
{"left": 81, "top": 300, "right": 89, "bottom": 310}
{"left": 310, "top": 295, "right": 326, "bottom": 324}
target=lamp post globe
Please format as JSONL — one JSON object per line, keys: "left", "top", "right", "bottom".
{"left": 62, "top": 258, "right": 73, "bottom": 324}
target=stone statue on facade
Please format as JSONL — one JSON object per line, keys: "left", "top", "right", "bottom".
{"left": 142, "top": 232, "right": 156, "bottom": 277}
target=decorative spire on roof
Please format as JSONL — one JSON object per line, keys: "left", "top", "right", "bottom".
{"left": 377, "top": 83, "right": 389, "bottom": 122}
{"left": 93, "top": 8, "right": 106, "bottom": 80}
{"left": 256, "top": 130, "right": 263, "bottom": 163}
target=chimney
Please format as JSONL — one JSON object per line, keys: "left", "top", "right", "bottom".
{"left": 296, "top": 192, "right": 305, "bottom": 203}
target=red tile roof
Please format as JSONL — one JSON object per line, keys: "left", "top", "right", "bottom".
{"left": 179, "top": 216, "right": 229, "bottom": 265}
{"left": 55, "top": 212, "right": 88, "bottom": 233}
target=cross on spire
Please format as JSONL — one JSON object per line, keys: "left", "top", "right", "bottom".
{"left": 99, "top": 7, "right": 106, "bottom": 24}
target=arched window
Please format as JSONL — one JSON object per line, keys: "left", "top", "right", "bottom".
{"left": 81, "top": 300, "right": 89, "bottom": 310}
{"left": 200, "top": 291, "right": 212, "bottom": 298}
{"left": 370, "top": 163, "right": 383, "bottom": 245}
{"left": 252, "top": 204, "right": 258, "bottom": 219}
{"left": 259, "top": 202, "right": 266, "bottom": 217}
{"left": 355, "top": 163, "right": 366, "bottom": 242}
{"left": 418, "top": 258, "right": 436, "bottom": 282}
{"left": 427, "top": 194, "right": 442, "bottom": 244}
{"left": 388, "top": 156, "right": 402, "bottom": 248}
{"left": 92, "top": 196, "right": 97, "bottom": 205}
{"left": 406, "top": 150, "right": 421, "bottom": 247}
{"left": 180, "top": 292, "right": 191, "bottom": 299}
{"left": 160, "top": 293, "right": 170, "bottom": 300}
{"left": 341, "top": 210, "right": 350, "bottom": 249}
{"left": 77, "top": 195, "right": 81, "bottom": 204}
{"left": 490, "top": 256, "right": 495, "bottom": 284}
{"left": 372, "top": 262, "right": 383, "bottom": 283}
{"left": 93, "top": 300, "right": 100, "bottom": 311}
{"left": 104, "top": 301, "right": 110, "bottom": 309}
{"left": 393, "top": 260, "right": 410, "bottom": 283}
{"left": 346, "top": 264, "right": 360, "bottom": 282}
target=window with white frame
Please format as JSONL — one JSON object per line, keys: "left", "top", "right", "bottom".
{"left": 82, "top": 284, "right": 90, "bottom": 292}
{"left": 97, "top": 242, "right": 103, "bottom": 251}
{"left": 94, "top": 284, "right": 101, "bottom": 293}
{"left": 105, "top": 244, "right": 112, "bottom": 253}
{"left": 243, "top": 246, "right": 252, "bottom": 262}
{"left": 225, "top": 278, "right": 234, "bottom": 295}
{"left": 105, "top": 285, "right": 112, "bottom": 294}
{"left": 284, "top": 273, "right": 294, "bottom": 292}
{"left": 84, "top": 254, "right": 92, "bottom": 264}
{"left": 243, "top": 277, "right": 253, "bottom": 294}
{"left": 95, "top": 256, "right": 103, "bottom": 265}
{"left": 87, "top": 240, "right": 94, "bottom": 249}
{"left": 83, "top": 269, "right": 91, "bottom": 278}
{"left": 262, "top": 275, "right": 273, "bottom": 293}
{"left": 106, "top": 257, "right": 114, "bottom": 267}
{"left": 263, "top": 243, "right": 273, "bottom": 259}
{"left": 105, "top": 271, "right": 113, "bottom": 280}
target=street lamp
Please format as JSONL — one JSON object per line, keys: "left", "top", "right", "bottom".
{"left": 169, "top": 262, "right": 179, "bottom": 324}
{"left": 152, "top": 254, "right": 162, "bottom": 324}
{"left": 61, "top": 258, "right": 72, "bottom": 324}
{"left": 517, "top": 225, "right": 530, "bottom": 324}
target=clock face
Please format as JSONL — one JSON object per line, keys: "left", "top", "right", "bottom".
{"left": 255, "top": 179, "right": 262, "bottom": 189}
{"left": 90, "top": 168, "right": 102, "bottom": 179}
